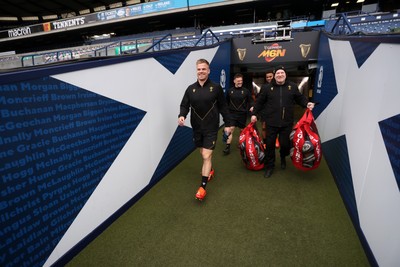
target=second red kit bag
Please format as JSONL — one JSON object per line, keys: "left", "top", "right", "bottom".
{"left": 290, "top": 109, "right": 322, "bottom": 171}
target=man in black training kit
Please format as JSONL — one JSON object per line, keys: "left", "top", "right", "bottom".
{"left": 178, "top": 58, "right": 232, "bottom": 201}
{"left": 251, "top": 65, "right": 314, "bottom": 178}
{"left": 223, "top": 73, "right": 254, "bottom": 155}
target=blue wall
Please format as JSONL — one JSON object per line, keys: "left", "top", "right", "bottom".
{"left": 313, "top": 33, "right": 400, "bottom": 266}
{"left": 0, "top": 42, "right": 231, "bottom": 267}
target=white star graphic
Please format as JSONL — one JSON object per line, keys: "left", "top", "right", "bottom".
{"left": 44, "top": 47, "right": 219, "bottom": 266}
{"left": 317, "top": 40, "right": 400, "bottom": 266}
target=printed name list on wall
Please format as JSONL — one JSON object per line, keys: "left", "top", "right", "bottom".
{"left": 0, "top": 76, "right": 146, "bottom": 267}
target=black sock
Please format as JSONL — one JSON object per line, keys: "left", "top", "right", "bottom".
{"left": 201, "top": 176, "right": 208, "bottom": 189}
{"left": 226, "top": 144, "right": 231, "bottom": 148}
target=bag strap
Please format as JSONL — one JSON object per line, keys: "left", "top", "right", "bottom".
{"left": 304, "top": 109, "right": 315, "bottom": 125}
{"left": 293, "top": 109, "right": 310, "bottom": 130}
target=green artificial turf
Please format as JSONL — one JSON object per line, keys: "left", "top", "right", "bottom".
{"left": 66, "top": 123, "right": 369, "bottom": 267}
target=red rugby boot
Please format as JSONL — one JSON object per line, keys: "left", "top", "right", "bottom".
{"left": 195, "top": 187, "right": 206, "bottom": 201}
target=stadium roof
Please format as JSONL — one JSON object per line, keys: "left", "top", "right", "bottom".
{"left": 0, "top": 0, "right": 127, "bottom": 21}
{"left": 0, "top": 0, "right": 327, "bottom": 29}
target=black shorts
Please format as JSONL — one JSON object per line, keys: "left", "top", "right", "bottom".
{"left": 230, "top": 113, "right": 247, "bottom": 129}
{"left": 193, "top": 130, "right": 218, "bottom": 150}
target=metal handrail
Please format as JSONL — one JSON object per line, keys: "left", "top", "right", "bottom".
{"left": 21, "top": 49, "right": 74, "bottom": 67}
{"left": 93, "top": 40, "right": 141, "bottom": 56}
{"left": 143, "top": 33, "right": 173, "bottom": 52}
{"left": 194, "top": 28, "right": 219, "bottom": 47}
{"left": 16, "top": 30, "right": 220, "bottom": 68}
{"left": 329, "top": 13, "right": 355, "bottom": 34}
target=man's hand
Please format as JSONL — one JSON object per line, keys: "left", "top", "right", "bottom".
{"left": 178, "top": 116, "right": 185, "bottom": 126}
{"left": 251, "top": 115, "right": 257, "bottom": 123}
{"left": 307, "top": 102, "right": 315, "bottom": 110}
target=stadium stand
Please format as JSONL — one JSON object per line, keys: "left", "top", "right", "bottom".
{"left": 1, "top": 8, "right": 398, "bottom": 70}
{"left": 325, "top": 10, "right": 400, "bottom": 34}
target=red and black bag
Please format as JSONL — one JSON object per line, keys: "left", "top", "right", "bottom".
{"left": 290, "top": 109, "right": 322, "bottom": 171}
{"left": 239, "top": 122, "right": 265, "bottom": 171}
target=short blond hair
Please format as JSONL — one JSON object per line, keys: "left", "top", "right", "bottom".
{"left": 196, "top": 58, "right": 210, "bottom": 66}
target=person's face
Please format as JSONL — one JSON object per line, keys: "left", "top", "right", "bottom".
{"left": 274, "top": 70, "right": 286, "bottom": 84}
{"left": 233, "top": 77, "right": 243, "bottom": 88}
{"left": 265, "top": 72, "right": 274, "bottom": 83}
{"left": 196, "top": 63, "right": 210, "bottom": 82}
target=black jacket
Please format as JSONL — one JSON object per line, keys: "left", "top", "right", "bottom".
{"left": 253, "top": 80, "right": 308, "bottom": 127}
{"left": 179, "top": 79, "right": 231, "bottom": 131}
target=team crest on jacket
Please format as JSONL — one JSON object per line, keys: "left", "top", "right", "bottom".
{"left": 241, "top": 90, "right": 244, "bottom": 94}
{"left": 210, "top": 86, "right": 213, "bottom": 92}
{"left": 271, "top": 87, "right": 274, "bottom": 91}
{"left": 288, "top": 85, "right": 291, "bottom": 90}
{"left": 193, "top": 89, "right": 196, "bottom": 93}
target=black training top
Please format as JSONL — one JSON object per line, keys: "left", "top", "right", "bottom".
{"left": 252, "top": 80, "right": 308, "bottom": 127}
{"left": 226, "top": 86, "right": 254, "bottom": 115}
{"left": 179, "top": 78, "right": 231, "bottom": 131}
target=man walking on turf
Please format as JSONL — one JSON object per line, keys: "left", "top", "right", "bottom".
{"left": 251, "top": 65, "right": 314, "bottom": 178}
{"left": 223, "top": 73, "right": 254, "bottom": 155}
{"left": 178, "top": 58, "right": 232, "bottom": 200}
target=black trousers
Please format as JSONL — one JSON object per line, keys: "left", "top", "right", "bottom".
{"left": 264, "top": 124, "right": 292, "bottom": 169}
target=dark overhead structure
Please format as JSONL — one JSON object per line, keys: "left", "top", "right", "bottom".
{"left": 0, "top": 0, "right": 397, "bottom": 28}
{"left": 0, "top": 0, "right": 124, "bottom": 19}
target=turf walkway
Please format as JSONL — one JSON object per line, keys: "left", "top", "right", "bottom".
{"left": 66, "top": 127, "right": 369, "bottom": 267}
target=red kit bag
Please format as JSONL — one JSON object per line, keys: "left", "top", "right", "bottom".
{"left": 239, "top": 122, "right": 265, "bottom": 171}
{"left": 290, "top": 109, "right": 322, "bottom": 171}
